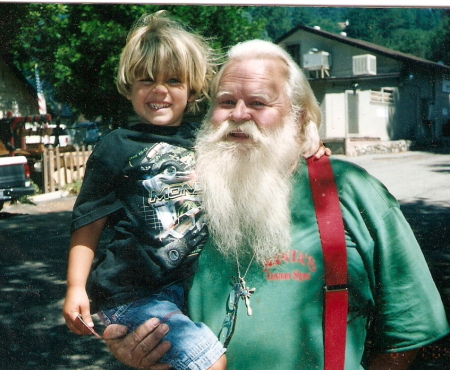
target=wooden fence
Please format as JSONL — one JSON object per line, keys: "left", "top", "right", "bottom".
{"left": 41, "top": 145, "right": 92, "bottom": 193}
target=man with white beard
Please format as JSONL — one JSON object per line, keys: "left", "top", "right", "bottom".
{"left": 103, "top": 40, "right": 449, "bottom": 370}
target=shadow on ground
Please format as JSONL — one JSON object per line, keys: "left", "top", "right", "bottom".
{"left": 400, "top": 200, "right": 450, "bottom": 369}
{"left": 1, "top": 197, "right": 450, "bottom": 369}
{"left": 0, "top": 210, "right": 128, "bottom": 370}
{"left": 410, "top": 141, "right": 450, "bottom": 155}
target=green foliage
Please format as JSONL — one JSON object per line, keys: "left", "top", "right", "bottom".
{"left": 18, "top": 180, "right": 41, "bottom": 204}
{"left": 428, "top": 10, "right": 450, "bottom": 65}
{"left": 4, "top": 4, "right": 450, "bottom": 124}
{"left": 344, "top": 7, "right": 445, "bottom": 61}
{"left": 63, "top": 179, "right": 83, "bottom": 195}
{"left": 166, "top": 5, "right": 265, "bottom": 49}
{"left": 7, "top": 4, "right": 265, "bottom": 124}
{"left": 0, "top": 3, "right": 29, "bottom": 54}
{"left": 247, "top": 6, "right": 346, "bottom": 40}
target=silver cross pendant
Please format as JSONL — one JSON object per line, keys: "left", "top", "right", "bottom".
{"left": 237, "top": 277, "right": 256, "bottom": 316}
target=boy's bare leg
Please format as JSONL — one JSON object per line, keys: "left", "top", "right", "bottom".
{"left": 207, "top": 354, "right": 227, "bottom": 370}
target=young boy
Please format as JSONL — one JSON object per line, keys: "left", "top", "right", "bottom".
{"left": 63, "top": 11, "right": 226, "bottom": 370}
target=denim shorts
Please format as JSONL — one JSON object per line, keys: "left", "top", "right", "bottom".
{"left": 98, "top": 285, "right": 225, "bottom": 370}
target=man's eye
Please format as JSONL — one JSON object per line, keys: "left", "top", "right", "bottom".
{"left": 251, "top": 101, "right": 265, "bottom": 107}
{"left": 220, "top": 100, "right": 235, "bottom": 106}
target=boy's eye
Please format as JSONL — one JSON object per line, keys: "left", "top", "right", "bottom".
{"left": 167, "top": 78, "right": 182, "bottom": 84}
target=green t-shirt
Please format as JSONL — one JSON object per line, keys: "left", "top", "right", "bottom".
{"left": 187, "top": 157, "right": 449, "bottom": 370}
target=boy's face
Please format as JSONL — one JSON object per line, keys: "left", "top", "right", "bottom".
{"left": 128, "top": 72, "right": 194, "bottom": 127}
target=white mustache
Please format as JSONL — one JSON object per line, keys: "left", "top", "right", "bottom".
{"left": 210, "top": 120, "right": 264, "bottom": 143}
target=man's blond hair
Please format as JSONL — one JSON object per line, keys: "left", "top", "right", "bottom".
{"left": 116, "top": 10, "right": 217, "bottom": 113}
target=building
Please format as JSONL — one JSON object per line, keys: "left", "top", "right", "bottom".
{"left": 277, "top": 25, "right": 450, "bottom": 155}
{"left": 0, "top": 55, "right": 39, "bottom": 119}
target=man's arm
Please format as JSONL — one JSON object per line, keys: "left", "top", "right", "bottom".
{"left": 366, "top": 349, "right": 419, "bottom": 370}
{"left": 103, "top": 318, "right": 172, "bottom": 370}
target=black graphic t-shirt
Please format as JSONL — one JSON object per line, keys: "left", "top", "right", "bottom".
{"left": 71, "top": 122, "right": 207, "bottom": 312}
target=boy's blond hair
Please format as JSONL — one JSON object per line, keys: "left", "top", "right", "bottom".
{"left": 117, "top": 10, "right": 217, "bottom": 113}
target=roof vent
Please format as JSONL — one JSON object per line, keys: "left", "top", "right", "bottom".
{"left": 353, "top": 54, "right": 376, "bottom": 76}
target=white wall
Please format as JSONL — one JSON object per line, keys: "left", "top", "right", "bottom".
{"left": 322, "top": 93, "right": 346, "bottom": 138}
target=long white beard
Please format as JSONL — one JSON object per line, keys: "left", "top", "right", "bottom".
{"left": 195, "top": 115, "right": 301, "bottom": 265}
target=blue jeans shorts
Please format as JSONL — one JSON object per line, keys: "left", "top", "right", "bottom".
{"left": 98, "top": 285, "right": 225, "bottom": 370}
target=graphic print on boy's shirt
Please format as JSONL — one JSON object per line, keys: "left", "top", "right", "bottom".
{"left": 124, "top": 142, "right": 206, "bottom": 270}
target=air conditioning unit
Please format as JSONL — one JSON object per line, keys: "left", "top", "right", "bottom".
{"left": 303, "top": 51, "right": 330, "bottom": 71}
{"left": 353, "top": 54, "right": 376, "bottom": 76}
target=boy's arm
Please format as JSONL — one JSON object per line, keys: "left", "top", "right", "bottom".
{"left": 63, "top": 217, "right": 107, "bottom": 335}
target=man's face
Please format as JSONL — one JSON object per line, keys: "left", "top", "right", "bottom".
{"left": 211, "top": 58, "right": 291, "bottom": 139}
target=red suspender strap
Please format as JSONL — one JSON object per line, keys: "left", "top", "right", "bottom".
{"left": 306, "top": 156, "right": 348, "bottom": 370}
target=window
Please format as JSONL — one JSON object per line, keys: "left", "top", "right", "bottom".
{"left": 370, "top": 88, "right": 394, "bottom": 104}
{"left": 286, "top": 44, "right": 300, "bottom": 65}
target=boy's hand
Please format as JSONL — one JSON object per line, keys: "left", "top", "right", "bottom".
{"left": 63, "top": 286, "right": 95, "bottom": 336}
{"left": 312, "top": 141, "right": 331, "bottom": 160}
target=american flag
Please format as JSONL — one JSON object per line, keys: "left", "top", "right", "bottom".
{"left": 34, "top": 64, "right": 47, "bottom": 114}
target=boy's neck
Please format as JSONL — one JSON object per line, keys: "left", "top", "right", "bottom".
{"left": 135, "top": 122, "right": 181, "bottom": 135}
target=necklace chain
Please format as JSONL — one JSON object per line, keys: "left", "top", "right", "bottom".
{"left": 219, "top": 253, "right": 257, "bottom": 347}
{"left": 236, "top": 252, "right": 255, "bottom": 280}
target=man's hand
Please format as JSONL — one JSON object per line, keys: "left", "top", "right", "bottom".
{"left": 103, "top": 318, "right": 172, "bottom": 370}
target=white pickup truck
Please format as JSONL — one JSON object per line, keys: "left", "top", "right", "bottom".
{"left": 0, "top": 154, "right": 35, "bottom": 211}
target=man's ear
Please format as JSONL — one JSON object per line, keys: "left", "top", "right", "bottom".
{"left": 298, "top": 109, "right": 307, "bottom": 125}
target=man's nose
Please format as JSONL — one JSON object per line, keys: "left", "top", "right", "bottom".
{"left": 229, "top": 100, "right": 251, "bottom": 122}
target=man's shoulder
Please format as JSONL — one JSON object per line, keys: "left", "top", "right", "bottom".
{"left": 328, "top": 157, "right": 398, "bottom": 208}
{"left": 329, "top": 156, "right": 365, "bottom": 173}
{"left": 328, "top": 157, "right": 375, "bottom": 185}
{"left": 300, "top": 156, "right": 370, "bottom": 185}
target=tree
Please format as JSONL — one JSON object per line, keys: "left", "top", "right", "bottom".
{"left": 428, "top": 10, "right": 450, "bottom": 65}
{"left": 248, "top": 6, "right": 308, "bottom": 40}
{"left": 0, "top": 3, "right": 28, "bottom": 55}
{"left": 8, "top": 3, "right": 265, "bottom": 125}
{"left": 344, "top": 7, "right": 443, "bottom": 59}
